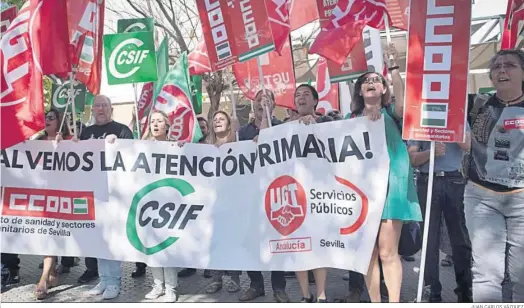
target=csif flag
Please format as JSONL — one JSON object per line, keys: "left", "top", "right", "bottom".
{"left": 316, "top": 57, "right": 339, "bottom": 115}
{"left": 0, "top": 1, "right": 45, "bottom": 149}
{"left": 233, "top": 39, "right": 295, "bottom": 109}
{"left": 501, "top": 0, "right": 524, "bottom": 50}
{"left": 309, "top": 0, "right": 391, "bottom": 65}
{"left": 151, "top": 52, "right": 203, "bottom": 143}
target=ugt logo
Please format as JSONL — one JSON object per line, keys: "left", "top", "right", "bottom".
{"left": 126, "top": 178, "right": 204, "bottom": 255}
{"left": 265, "top": 175, "right": 307, "bottom": 236}
{"left": 155, "top": 84, "right": 197, "bottom": 141}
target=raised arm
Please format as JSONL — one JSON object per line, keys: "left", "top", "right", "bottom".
{"left": 386, "top": 43, "right": 404, "bottom": 119}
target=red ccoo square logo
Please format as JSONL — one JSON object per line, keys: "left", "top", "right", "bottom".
{"left": 2, "top": 187, "right": 95, "bottom": 221}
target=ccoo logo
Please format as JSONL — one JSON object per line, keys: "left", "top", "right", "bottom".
{"left": 108, "top": 38, "right": 150, "bottom": 79}
{"left": 265, "top": 175, "right": 307, "bottom": 236}
{"left": 155, "top": 84, "right": 196, "bottom": 141}
{"left": 126, "top": 178, "right": 204, "bottom": 255}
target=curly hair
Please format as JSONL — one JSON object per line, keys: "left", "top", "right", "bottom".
{"left": 489, "top": 49, "right": 524, "bottom": 91}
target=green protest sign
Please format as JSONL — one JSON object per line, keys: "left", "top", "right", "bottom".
{"left": 51, "top": 79, "right": 86, "bottom": 113}
{"left": 103, "top": 31, "right": 158, "bottom": 85}
{"left": 117, "top": 18, "right": 154, "bottom": 33}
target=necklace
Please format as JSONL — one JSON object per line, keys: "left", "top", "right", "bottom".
{"left": 496, "top": 92, "right": 524, "bottom": 106}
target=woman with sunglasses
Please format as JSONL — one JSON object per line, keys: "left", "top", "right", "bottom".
{"left": 345, "top": 43, "right": 422, "bottom": 302}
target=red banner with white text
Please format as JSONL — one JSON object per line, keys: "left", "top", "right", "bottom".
{"left": 402, "top": 0, "right": 471, "bottom": 143}
{"left": 197, "top": 0, "right": 275, "bottom": 71}
{"left": 327, "top": 35, "right": 368, "bottom": 83}
{"left": 501, "top": 0, "right": 524, "bottom": 49}
{"left": 385, "top": 0, "right": 409, "bottom": 30}
{"left": 67, "top": 0, "right": 105, "bottom": 95}
{"left": 316, "top": 58, "right": 339, "bottom": 115}
{"left": 0, "top": 3, "right": 45, "bottom": 149}
{"left": 266, "top": 0, "right": 291, "bottom": 54}
{"left": 290, "top": 0, "right": 318, "bottom": 30}
{"left": 0, "top": 6, "right": 17, "bottom": 36}
{"left": 233, "top": 39, "right": 295, "bottom": 109}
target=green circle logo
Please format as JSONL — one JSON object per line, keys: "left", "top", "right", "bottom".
{"left": 126, "top": 178, "right": 195, "bottom": 255}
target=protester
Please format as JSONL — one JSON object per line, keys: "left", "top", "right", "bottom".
{"left": 1, "top": 255, "right": 20, "bottom": 292}
{"left": 237, "top": 90, "right": 289, "bottom": 303}
{"left": 464, "top": 49, "right": 524, "bottom": 302}
{"left": 140, "top": 110, "right": 179, "bottom": 302}
{"left": 286, "top": 84, "right": 328, "bottom": 302}
{"left": 192, "top": 110, "right": 242, "bottom": 293}
{"left": 408, "top": 129, "right": 473, "bottom": 302}
{"left": 33, "top": 109, "right": 73, "bottom": 299}
{"left": 177, "top": 115, "right": 211, "bottom": 279}
{"left": 75, "top": 95, "right": 134, "bottom": 299}
{"left": 345, "top": 43, "right": 422, "bottom": 303}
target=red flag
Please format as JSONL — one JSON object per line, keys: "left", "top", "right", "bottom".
{"left": 316, "top": 57, "right": 339, "bottom": 115}
{"left": 327, "top": 35, "right": 368, "bottom": 82}
{"left": 196, "top": 0, "right": 275, "bottom": 71}
{"left": 290, "top": 0, "right": 318, "bottom": 30}
{"left": 385, "top": 0, "right": 409, "bottom": 30}
{"left": 501, "top": 0, "right": 524, "bottom": 50}
{"left": 66, "top": 0, "right": 105, "bottom": 94}
{"left": 309, "top": 0, "right": 391, "bottom": 65}
{"left": 266, "top": 0, "right": 292, "bottom": 54}
{"left": 188, "top": 41, "right": 211, "bottom": 75}
{"left": 1, "top": 3, "right": 45, "bottom": 149}
{"left": 30, "top": 0, "right": 71, "bottom": 75}
{"left": 137, "top": 82, "right": 154, "bottom": 137}
{"left": 0, "top": 6, "right": 17, "bottom": 35}
{"left": 233, "top": 39, "right": 295, "bottom": 109}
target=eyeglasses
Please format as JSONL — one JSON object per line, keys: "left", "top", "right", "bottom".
{"left": 45, "top": 115, "right": 57, "bottom": 120}
{"left": 362, "top": 76, "right": 383, "bottom": 84}
{"left": 92, "top": 104, "right": 110, "bottom": 109}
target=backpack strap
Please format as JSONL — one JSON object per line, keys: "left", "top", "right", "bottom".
{"left": 470, "top": 94, "right": 491, "bottom": 125}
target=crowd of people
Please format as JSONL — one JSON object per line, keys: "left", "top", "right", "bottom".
{"left": 1, "top": 45, "right": 523, "bottom": 304}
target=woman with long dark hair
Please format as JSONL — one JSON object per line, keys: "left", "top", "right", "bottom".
{"left": 35, "top": 109, "right": 71, "bottom": 300}
{"left": 345, "top": 44, "right": 422, "bottom": 302}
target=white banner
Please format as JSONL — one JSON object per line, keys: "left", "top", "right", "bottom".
{"left": 0, "top": 118, "right": 389, "bottom": 274}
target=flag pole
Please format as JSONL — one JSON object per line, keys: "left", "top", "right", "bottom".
{"left": 383, "top": 13, "right": 394, "bottom": 68}
{"left": 69, "top": 70, "right": 78, "bottom": 139}
{"left": 256, "top": 56, "right": 272, "bottom": 127}
{"left": 228, "top": 68, "right": 239, "bottom": 141}
{"left": 132, "top": 83, "right": 141, "bottom": 138}
{"left": 416, "top": 141, "right": 436, "bottom": 302}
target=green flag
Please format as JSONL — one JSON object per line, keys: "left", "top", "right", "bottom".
{"left": 152, "top": 52, "right": 203, "bottom": 143}
{"left": 190, "top": 75, "right": 202, "bottom": 114}
{"left": 117, "top": 18, "right": 154, "bottom": 33}
{"left": 103, "top": 31, "right": 158, "bottom": 85}
{"left": 85, "top": 91, "right": 95, "bottom": 106}
{"left": 51, "top": 79, "right": 86, "bottom": 113}
{"left": 154, "top": 37, "right": 169, "bottom": 96}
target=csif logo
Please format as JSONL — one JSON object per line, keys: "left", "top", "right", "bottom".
{"left": 51, "top": 80, "right": 85, "bottom": 110}
{"left": 108, "top": 37, "right": 151, "bottom": 79}
{"left": 126, "top": 178, "right": 204, "bottom": 255}
{"left": 103, "top": 31, "right": 158, "bottom": 85}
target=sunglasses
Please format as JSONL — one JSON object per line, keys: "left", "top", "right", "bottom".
{"left": 45, "top": 115, "right": 57, "bottom": 121}
{"left": 362, "top": 76, "right": 383, "bottom": 84}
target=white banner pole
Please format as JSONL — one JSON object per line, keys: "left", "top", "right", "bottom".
{"left": 228, "top": 68, "right": 239, "bottom": 141}
{"left": 132, "top": 83, "right": 141, "bottom": 139}
{"left": 70, "top": 70, "right": 78, "bottom": 139}
{"left": 256, "top": 56, "right": 272, "bottom": 127}
{"left": 416, "top": 141, "right": 436, "bottom": 302}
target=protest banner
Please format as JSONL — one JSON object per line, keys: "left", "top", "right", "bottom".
{"left": 402, "top": 0, "right": 471, "bottom": 143}
{"left": 1, "top": 119, "right": 389, "bottom": 273}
